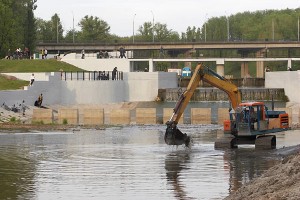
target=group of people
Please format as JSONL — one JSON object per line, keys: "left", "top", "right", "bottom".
{"left": 6, "top": 48, "right": 31, "bottom": 60}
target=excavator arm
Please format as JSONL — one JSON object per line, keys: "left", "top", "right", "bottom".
{"left": 164, "top": 63, "right": 241, "bottom": 146}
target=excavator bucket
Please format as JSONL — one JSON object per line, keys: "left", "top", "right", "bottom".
{"left": 165, "top": 123, "right": 190, "bottom": 147}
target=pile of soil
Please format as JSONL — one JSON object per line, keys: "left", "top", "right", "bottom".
{"left": 225, "top": 149, "right": 300, "bottom": 200}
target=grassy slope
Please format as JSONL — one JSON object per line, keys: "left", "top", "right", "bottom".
{"left": 0, "top": 59, "right": 83, "bottom": 90}
{"left": 0, "top": 59, "right": 83, "bottom": 72}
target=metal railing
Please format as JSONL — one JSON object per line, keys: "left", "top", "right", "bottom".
{"left": 61, "top": 71, "right": 123, "bottom": 81}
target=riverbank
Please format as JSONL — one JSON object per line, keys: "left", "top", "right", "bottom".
{"left": 225, "top": 145, "right": 300, "bottom": 200}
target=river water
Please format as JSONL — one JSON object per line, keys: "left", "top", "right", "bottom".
{"left": 0, "top": 125, "right": 299, "bottom": 200}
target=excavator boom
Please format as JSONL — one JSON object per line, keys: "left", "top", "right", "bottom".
{"left": 165, "top": 63, "right": 241, "bottom": 146}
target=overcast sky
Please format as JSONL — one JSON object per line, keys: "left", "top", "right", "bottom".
{"left": 34, "top": 0, "right": 300, "bottom": 37}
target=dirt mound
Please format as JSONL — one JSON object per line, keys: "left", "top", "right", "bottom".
{"left": 225, "top": 152, "right": 300, "bottom": 200}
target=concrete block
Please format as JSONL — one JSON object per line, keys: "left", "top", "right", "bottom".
{"left": 191, "top": 108, "right": 211, "bottom": 124}
{"left": 32, "top": 108, "right": 53, "bottom": 124}
{"left": 218, "top": 108, "right": 230, "bottom": 125}
{"left": 163, "top": 108, "right": 184, "bottom": 124}
{"left": 110, "top": 109, "right": 130, "bottom": 125}
{"left": 83, "top": 108, "right": 104, "bottom": 125}
{"left": 136, "top": 108, "right": 157, "bottom": 124}
{"left": 58, "top": 108, "right": 78, "bottom": 125}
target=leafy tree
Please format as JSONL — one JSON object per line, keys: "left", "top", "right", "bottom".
{"left": 50, "top": 14, "right": 64, "bottom": 43}
{"left": 36, "top": 18, "right": 52, "bottom": 42}
{"left": 77, "top": 15, "right": 110, "bottom": 42}
{"left": 137, "top": 22, "right": 153, "bottom": 42}
{"left": 0, "top": 0, "right": 37, "bottom": 57}
{"left": 182, "top": 26, "right": 201, "bottom": 42}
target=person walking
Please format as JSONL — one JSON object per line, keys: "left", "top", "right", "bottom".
{"left": 30, "top": 73, "right": 35, "bottom": 86}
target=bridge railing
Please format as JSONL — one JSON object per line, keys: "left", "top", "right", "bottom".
{"left": 61, "top": 71, "right": 123, "bottom": 81}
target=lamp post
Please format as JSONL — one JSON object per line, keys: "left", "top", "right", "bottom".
{"left": 272, "top": 19, "right": 275, "bottom": 41}
{"left": 298, "top": 17, "right": 300, "bottom": 42}
{"left": 56, "top": 18, "right": 59, "bottom": 43}
{"left": 205, "top": 13, "right": 208, "bottom": 42}
{"left": 225, "top": 12, "right": 229, "bottom": 41}
{"left": 72, "top": 12, "right": 75, "bottom": 43}
{"left": 133, "top": 14, "right": 136, "bottom": 43}
{"left": 151, "top": 10, "right": 155, "bottom": 43}
{"left": 227, "top": 16, "right": 229, "bottom": 41}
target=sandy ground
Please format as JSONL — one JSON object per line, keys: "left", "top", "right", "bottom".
{"left": 225, "top": 147, "right": 300, "bottom": 200}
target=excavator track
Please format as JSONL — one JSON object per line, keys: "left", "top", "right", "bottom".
{"left": 255, "top": 135, "right": 276, "bottom": 149}
{"left": 214, "top": 135, "right": 237, "bottom": 149}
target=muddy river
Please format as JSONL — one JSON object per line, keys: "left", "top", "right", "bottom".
{"left": 0, "top": 125, "right": 299, "bottom": 200}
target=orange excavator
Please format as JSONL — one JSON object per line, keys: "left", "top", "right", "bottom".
{"left": 165, "top": 63, "right": 290, "bottom": 149}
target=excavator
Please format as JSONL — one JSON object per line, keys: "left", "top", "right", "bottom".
{"left": 165, "top": 63, "right": 290, "bottom": 149}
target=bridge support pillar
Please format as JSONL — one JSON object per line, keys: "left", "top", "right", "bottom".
{"left": 148, "top": 59, "right": 154, "bottom": 72}
{"left": 256, "top": 50, "right": 265, "bottom": 78}
{"left": 241, "top": 62, "right": 249, "bottom": 78}
{"left": 288, "top": 59, "right": 292, "bottom": 70}
{"left": 216, "top": 59, "right": 225, "bottom": 77}
{"left": 256, "top": 61, "right": 264, "bottom": 78}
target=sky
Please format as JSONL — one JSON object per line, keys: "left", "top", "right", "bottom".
{"left": 34, "top": 0, "right": 300, "bottom": 37}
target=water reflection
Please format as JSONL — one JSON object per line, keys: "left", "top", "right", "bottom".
{"left": 0, "top": 126, "right": 299, "bottom": 200}
{"left": 222, "top": 149, "right": 278, "bottom": 193}
{"left": 0, "top": 146, "right": 36, "bottom": 200}
{"left": 165, "top": 152, "right": 194, "bottom": 200}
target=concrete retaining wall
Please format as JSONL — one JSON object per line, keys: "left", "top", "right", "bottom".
{"left": 110, "top": 109, "right": 131, "bottom": 125}
{"left": 0, "top": 72, "right": 177, "bottom": 106}
{"left": 58, "top": 109, "right": 78, "bottom": 125}
{"left": 32, "top": 108, "right": 53, "bottom": 124}
{"left": 29, "top": 106, "right": 299, "bottom": 126}
{"left": 83, "top": 108, "right": 104, "bottom": 125}
{"left": 136, "top": 108, "right": 157, "bottom": 124}
{"left": 265, "top": 70, "right": 300, "bottom": 103}
{"left": 191, "top": 108, "right": 211, "bottom": 124}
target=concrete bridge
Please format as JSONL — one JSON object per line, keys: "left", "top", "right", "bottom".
{"left": 60, "top": 52, "right": 300, "bottom": 78}
{"left": 37, "top": 41, "right": 300, "bottom": 56}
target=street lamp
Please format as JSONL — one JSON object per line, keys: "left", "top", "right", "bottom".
{"left": 225, "top": 12, "right": 229, "bottom": 41}
{"left": 72, "top": 12, "right": 75, "bottom": 43}
{"left": 151, "top": 10, "right": 155, "bottom": 43}
{"left": 298, "top": 17, "right": 300, "bottom": 42}
{"left": 205, "top": 13, "right": 208, "bottom": 42}
{"left": 133, "top": 14, "right": 136, "bottom": 43}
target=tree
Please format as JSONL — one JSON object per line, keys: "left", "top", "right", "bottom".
{"left": 50, "top": 14, "right": 64, "bottom": 43}
{"left": 36, "top": 18, "right": 52, "bottom": 42}
{"left": 137, "top": 22, "right": 153, "bottom": 42}
{"left": 77, "top": 15, "right": 110, "bottom": 42}
{"left": 0, "top": 0, "right": 37, "bottom": 58}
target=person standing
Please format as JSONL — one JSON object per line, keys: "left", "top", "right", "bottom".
{"left": 81, "top": 49, "right": 85, "bottom": 59}
{"left": 112, "top": 67, "right": 118, "bottom": 80}
{"left": 44, "top": 49, "right": 48, "bottom": 59}
{"left": 30, "top": 73, "right": 35, "bottom": 86}
{"left": 21, "top": 100, "right": 26, "bottom": 116}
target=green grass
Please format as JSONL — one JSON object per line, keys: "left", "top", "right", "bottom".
{"left": 0, "top": 75, "right": 29, "bottom": 90}
{"left": 0, "top": 59, "right": 84, "bottom": 90}
{"left": 0, "top": 59, "right": 84, "bottom": 72}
